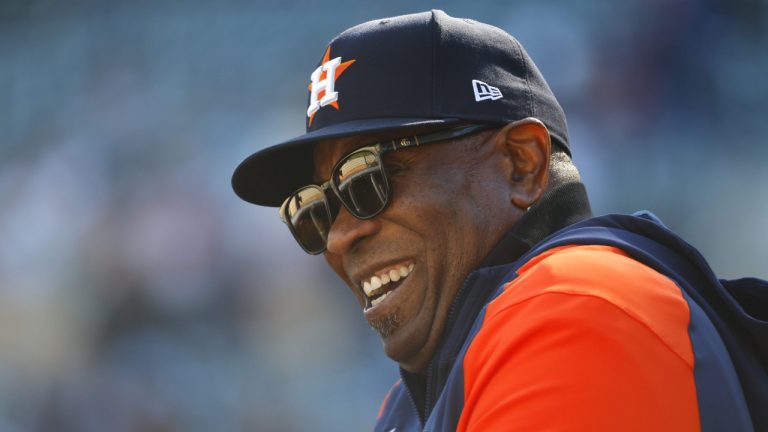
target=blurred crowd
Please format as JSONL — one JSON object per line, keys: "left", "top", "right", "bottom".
{"left": 1, "top": 0, "right": 766, "bottom": 431}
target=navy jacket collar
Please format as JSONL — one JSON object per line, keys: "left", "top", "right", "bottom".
{"left": 480, "top": 181, "right": 593, "bottom": 267}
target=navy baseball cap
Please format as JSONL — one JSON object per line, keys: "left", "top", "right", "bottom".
{"left": 232, "top": 9, "right": 568, "bottom": 206}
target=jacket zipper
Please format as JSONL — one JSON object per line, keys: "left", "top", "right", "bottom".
{"left": 422, "top": 271, "right": 479, "bottom": 423}
{"left": 399, "top": 368, "right": 425, "bottom": 427}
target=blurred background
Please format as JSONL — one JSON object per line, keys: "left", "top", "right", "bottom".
{"left": 1, "top": 0, "right": 766, "bottom": 430}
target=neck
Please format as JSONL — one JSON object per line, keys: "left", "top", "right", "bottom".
{"left": 481, "top": 181, "right": 593, "bottom": 267}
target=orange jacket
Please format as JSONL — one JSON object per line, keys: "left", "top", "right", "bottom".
{"left": 374, "top": 213, "right": 758, "bottom": 431}
{"left": 459, "top": 244, "right": 698, "bottom": 431}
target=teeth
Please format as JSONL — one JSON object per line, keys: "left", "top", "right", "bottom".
{"left": 360, "top": 263, "right": 415, "bottom": 298}
{"left": 389, "top": 269, "right": 400, "bottom": 282}
{"left": 371, "top": 290, "right": 392, "bottom": 307}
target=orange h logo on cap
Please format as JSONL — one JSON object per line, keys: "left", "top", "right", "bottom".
{"left": 307, "top": 47, "right": 356, "bottom": 127}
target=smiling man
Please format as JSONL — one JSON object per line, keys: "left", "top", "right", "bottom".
{"left": 232, "top": 10, "right": 766, "bottom": 432}
{"left": 311, "top": 118, "right": 556, "bottom": 373}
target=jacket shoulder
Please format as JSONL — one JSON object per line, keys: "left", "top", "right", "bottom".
{"left": 457, "top": 244, "right": 700, "bottom": 431}
{"left": 490, "top": 244, "right": 694, "bottom": 367}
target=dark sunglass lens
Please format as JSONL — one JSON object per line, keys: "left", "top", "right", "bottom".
{"left": 333, "top": 150, "right": 388, "bottom": 218}
{"left": 286, "top": 186, "right": 331, "bottom": 253}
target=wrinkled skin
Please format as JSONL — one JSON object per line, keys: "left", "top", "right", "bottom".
{"left": 312, "top": 119, "right": 551, "bottom": 372}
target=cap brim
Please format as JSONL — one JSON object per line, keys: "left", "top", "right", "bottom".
{"left": 232, "top": 117, "right": 461, "bottom": 206}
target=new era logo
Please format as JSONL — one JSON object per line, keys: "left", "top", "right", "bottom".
{"left": 472, "top": 79, "right": 502, "bottom": 102}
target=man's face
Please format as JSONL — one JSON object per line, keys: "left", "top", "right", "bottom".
{"left": 313, "top": 129, "right": 514, "bottom": 372}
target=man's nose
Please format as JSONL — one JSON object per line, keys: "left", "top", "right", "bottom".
{"left": 325, "top": 206, "right": 380, "bottom": 256}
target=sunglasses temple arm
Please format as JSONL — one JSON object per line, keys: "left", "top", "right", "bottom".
{"left": 382, "top": 125, "right": 492, "bottom": 152}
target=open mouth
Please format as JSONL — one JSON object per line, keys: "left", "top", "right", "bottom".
{"left": 361, "top": 263, "right": 415, "bottom": 310}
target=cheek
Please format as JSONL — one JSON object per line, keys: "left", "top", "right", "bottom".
{"left": 402, "top": 170, "right": 481, "bottom": 231}
{"left": 394, "top": 164, "right": 468, "bottom": 211}
{"left": 391, "top": 174, "right": 474, "bottom": 262}
{"left": 394, "top": 165, "right": 501, "bottom": 276}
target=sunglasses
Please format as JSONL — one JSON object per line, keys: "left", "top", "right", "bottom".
{"left": 278, "top": 124, "right": 494, "bottom": 254}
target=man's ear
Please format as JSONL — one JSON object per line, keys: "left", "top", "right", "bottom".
{"left": 493, "top": 118, "right": 551, "bottom": 209}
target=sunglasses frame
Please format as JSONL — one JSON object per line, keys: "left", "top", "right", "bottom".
{"left": 279, "top": 124, "right": 496, "bottom": 254}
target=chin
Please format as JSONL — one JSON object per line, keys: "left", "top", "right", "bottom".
{"left": 379, "top": 316, "right": 438, "bottom": 373}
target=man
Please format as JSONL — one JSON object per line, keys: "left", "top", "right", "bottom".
{"left": 232, "top": 10, "right": 766, "bottom": 431}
